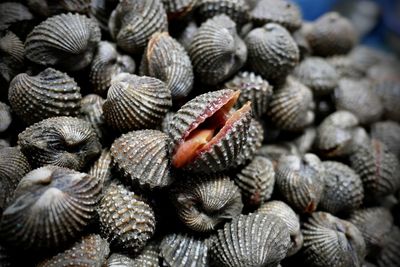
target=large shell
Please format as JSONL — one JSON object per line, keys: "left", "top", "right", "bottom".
{"left": 302, "top": 212, "right": 366, "bottom": 267}
{"left": 98, "top": 182, "right": 156, "bottom": 254}
{"left": 371, "top": 120, "right": 400, "bottom": 158}
{"left": 189, "top": 15, "right": 247, "bottom": 85}
{"left": 0, "top": 2, "right": 33, "bottom": 31}
{"left": 79, "top": 94, "right": 109, "bottom": 142}
{"left": 8, "top": 68, "right": 82, "bottom": 124}
{"left": 108, "top": 0, "right": 168, "bottom": 54}
{"left": 140, "top": 32, "right": 194, "bottom": 100}
{"left": 103, "top": 73, "right": 172, "bottom": 133}
{"left": 110, "top": 130, "right": 173, "bottom": 189}
{"left": 17, "top": 116, "right": 101, "bottom": 170}
{"left": 245, "top": 23, "right": 299, "bottom": 84}
{"left": 25, "top": 13, "right": 101, "bottom": 71}
{"left": 0, "top": 102, "right": 12, "bottom": 133}
{"left": 196, "top": 0, "right": 250, "bottom": 26}
{"left": 88, "top": 149, "right": 112, "bottom": 187}
{"left": 210, "top": 213, "right": 290, "bottom": 267}
{"left": 106, "top": 242, "right": 159, "bottom": 267}
{"left": 27, "top": 0, "right": 91, "bottom": 17}
{"left": 0, "top": 31, "right": 24, "bottom": 85}
{"left": 0, "top": 166, "right": 102, "bottom": 251}
{"left": 234, "top": 118, "right": 264, "bottom": 166}
{"left": 376, "top": 226, "right": 400, "bottom": 267}
{"left": 162, "top": 0, "right": 197, "bottom": 19}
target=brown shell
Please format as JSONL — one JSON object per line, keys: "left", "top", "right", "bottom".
{"left": 372, "top": 79, "right": 400, "bottom": 122}
{"left": 0, "top": 102, "right": 12, "bottom": 133}
{"left": 79, "top": 94, "right": 109, "bottom": 142}
{"left": 106, "top": 243, "right": 159, "bottom": 267}
{"left": 327, "top": 55, "right": 365, "bottom": 80}
{"left": 88, "top": 149, "right": 112, "bottom": 187}
{"left": 196, "top": 0, "right": 250, "bottom": 26}
{"left": 0, "top": 2, "right": 33, "bottom": 31}
{"left": 162, "top": 0, "right": 197, "bottom": 20}
{"left": 27, "top": 0, "right": 91, "bottom": 17}
{"left": 0, "top": 31, "right": 24, "bottom": 85}
{"left": 376, "top": 226, "right": 400, "bottom": 267}
{"left": 371, "top": 120, "right": 400, "bottom": 158}
{"left": 234, "top": 118, "right": 264, "bottom": 167}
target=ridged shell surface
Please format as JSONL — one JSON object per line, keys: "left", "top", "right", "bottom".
{"left": 376, "top": 226, "right": 400, "bottom": 267}
{"left": 106, "top": 243, "right": 159, "bottom": 267}
{"left": 162, "top": 0, "right": 197, "bottom": 19}
{"left": 234, "top": 118, "right": 264, "bottom": 166}
{"left": 79, "top": 94, "right": 108, "bottom": 142}
{"left": 196, "top": 0, "right": 250, "bottom": 26}
{"left": 88, "top": 149, "right": 112, "bottom": 187}
{"left": 0, "top": 2, "right": 33, "bottom": 31}
{"left": 27, "top": 0, "right": 91, "bottom": 17}
{"left": 371, "top": 120, "right": 400, "bottom": 158}
{"left": 0, "top": 102, "right": 12, "bottom": 133}
{"left": 0, "top": 31, "right": 24, "bottom": 85}
{"left": 89, "top": 0, "right": 119, "bottom": 30}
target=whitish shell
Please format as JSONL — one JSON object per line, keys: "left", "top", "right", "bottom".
{"left": 0, "top": 166, "right": 102, "bottom": 251}
{"left": 196, "top": 0, "right": 250, "bottom": 26}
{"left": 106, "top": 243, "right": 159, "bottom": 267}
{"left": 0, "top": 102, "right": 12, "bottom": 133}
{"left": 79, "top": 94, "right": 108, "bottom": 142}
{"left": 0, "top": 31, "right": 24, "bottom": 85}
{"left": 234, "top": 118, "right": 264, "bottom": 166}
{"left": 162, "top": 0, "right": 197, "bottom": 19}
{"left": 376, "top": 226, "right": 400, "bottom": 267}
{"left": 27, "top": 0, "right": 91, "bottom": 17}
{"left": 371, "top": 120, "right": 400, "bottom": 157}
{"left": 88, "top": 149, "right": 112, "bottom": 187}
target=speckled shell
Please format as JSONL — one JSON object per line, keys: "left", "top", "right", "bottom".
{"left": 302, "top": 212, "right": 366, "bottom": 267}
{"left": 25, "top": 13, "right": 101, "bottom": 71}
{"left": 327, "top": 55, "right": 365, "bottom": 79}
{"left": 376, "top": 226, "right": 400, "bottom": 267}
{"left": 371, "top": 121, "right": 400, "bottom": 158}
{"left": 306, "top": 12, "right": 357, "bottom": 56}
{"left": 319, "top": 161, "right": 364, "bottom": 214}
{"left": 17, "top": 116, "right": 101, "bottom": 170}
{"left": 98, "top": 182, "right": 156, "bottom": 254}
{"left": 110, "top": 130, "right": 173, "bottom": 189}
{"left": 88, "top": 149, "right": 112, "bottom": 187}
{"left": 0, "top": 31, "right": 24, "bottom": 85}
{"left": 372, "top": 80, "right": 400, "bottom": 122}
{"left": 108, "top": 0, "right": 168, "bottom": 54}
{"left": 171, "top": 174, "right": 243, "bottom": 232}
{"left": 160, "top": 233, "right": 208, "bottom": 267}
{"left": 0, "top": 2, "right": 33, "bottom": 31}
{"left": 89, "top": 41, "right": 135, "bottom": 96}
{"left": 0, "top": 166, "right": 102, "bottom": 251}
{"left": 177, "top": 21, "right": 198, "bottom": 51}
{"left": 257, "top": 200, "right": 303, "bottom": 256}
{"left": 267, "top": 77, "right": 314, "bottom": 131}
{"left": 0, "top": 102, "right": 11, "bottom": 133}
{"left": 162, "top": 0, "right": 197, "bottom": 19}
{"left": 196, "top": 0, "right": 250, "bottom": 26}
{"left": 275, "top": 153, "right": 325, "bottom": 213}
{"left": 140, "top": 32, "right": 194, "bottom": 100}
{"left": 89, "top": 0, "right": 119, "bottom": 30}
{"left": 103, "top": 73, "right": 172, "bottom": 133}
{"left": 225, "top": 72, "right": 273, "bottom": 118}
{"left": 27, "top": 0, "right": 91, "bottom": 17}
{"left": 245, "top": 23, "right": 299, "bottom": 84}
{"left": 189, "top": 15, "right": 247, "bottom": 85}
{"left": 234, "top": 118, "right": 264, "bottom": 166}
{"left": 210, "top": 213, "right": 290, "bottom": 267}
{"left": 79, "top": 94, "right": 108, "bottom": 142}
{"left": 37, "top": 234, "right": 110, "bottom": 267}
{"left": 350, "top": 139, "right": 400, "bottom": 200}
{"left": 8, "top": 68, "right": 82, "bottom": 124}
{"left": 106, "top": 243, "right": 159, "bottom": 267}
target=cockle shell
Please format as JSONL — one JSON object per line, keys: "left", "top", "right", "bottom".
{"left": 80, "top": 94, "right": 109, "bottom": 143}
{"left": 27, "top": 0, "right": 91, "bottom": 17}
{"left": 0, "top": 166, "right": 103, "bottom": 251}
{"left": 0, "top": 2, "right": 33, "bottom": 31}
{"left": 196, "top": 0, "right": 250, "bottom": 26}
{"left": 371, "top": 79, "right": 400, "bottom": 122}
{"left": 89, "top": 0, "right": 119, "bottom": 31}
{"left": 376, "top": 226, "right": 400, "bottom": 267}
{"left": 88, "top": 149, "right": 112, "bottom": 187}
{"left": 0, "top": 31, "right": 24, "bottom": 86}
{"left": 0, "top": 102, "right": 12, "bottom": 133}
{"left": 371, "top": 120, "right": 400, "bottom": 158}
{"left": 177, "top": 21, "right": 198, "bottom": 51}
{"left": 234, "top": 118, "right": 264, "bottom": 166}
{"left": 256, "top": 143, "right": 299, "bottom": 166}
{"left": 106, "top": 242, "right": 159, "bottom": 267}
{"left": 25, "top": 13, "right": 101, "bottom": 71}
{"left": 327, "top": 55, "right": 365, "bottom": 79}
{"left": 162, "top": 0, "right": 197, "bottom": 20}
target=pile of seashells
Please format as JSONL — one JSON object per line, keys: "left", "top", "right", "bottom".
{"left": 1, "top": 0, "right": 400, "bottom": 266}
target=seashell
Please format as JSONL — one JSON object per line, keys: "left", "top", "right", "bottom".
{"left": 18, "top": 116, "right": 101, "bottom": 170}
{"left": 103, "top": 73, "right": 172, "bottom": 133}
{"left": 0, "top": 31, "right": 24, "bottom": 85}
{"left": 350, "top": 139, "right": 400, "bottom": 200}
{"left": 89, "top": 0, "right": 119, "bottom": 31}
{"left": 257, "top": 200, "right": 303, "bottom": 256}
{"left": 189, "top": 15, "right": 247, "bottom": 85}
{"left": 267, "top": 77, "right": 315, "bottom": 131}
{"left": 234, "top": 156, "right": 275, "bottom": 207}
{"left": 171, "top": 174, "right": 243, "bottom": 232}
{"left": 162, "top": 0, "right": 197, "bottom": 20}
{"left": 293, "top": 57, "right": 338, "bottom": 96}
{"left": 245, "top": 23, "right": 299, "bottom": 84}
{"left": 89, "top": 41, "right": 136, "bottom": 96}
{"left": 37, "top": 234, "right": 110, "bottom": 267}
{"left": 293, "top": 127, "right": 317, "bottom": 155}
{"left": 161, "top": 111, "right": 175, "bottom": 133}
{"left": 0, "top": 102, "right": 12, "bottom": 133}
{"left": 106, "top": 242, "right": 159, "bottom": 267}
{"left": 140, "top": 32, "right": 194, "bottom": 100}
{"left": 275, "top": 153, "right": 325, "bottom": 213}
{"left": 27, "top": 0, "right": 91, "bottom": 17}
{"left": 371, "top": 120, "right": 400, "bottom": 158}
{"left": 108, "top": 0, "right": 168, "bottom": 54}
{"left": 88, "top": 149, "right": 112, "bottom": 187}
{"left": 98, "top": 182, "right": 156, "bottom": 254}
{"left": 0, "top": 2, "right": 33, "bottom": 31}
{"left": 224, "top": 71, "right": 273, "bottom": 118}
{"left": 327, "top": 55, "right": 365, "bottom": 79}
{"left": 210, "top": 213, "right": 290, "bottom": 267}
{"left": 8, "top": 68, "right": 82, "bottom": 125}
{"left": 79, "top": 94, "right": 109, "bottom": 142}
{"left": 371, "top": 79, "right": 400, "bottom": 122}
{"left": 0, "top": 166, "right": 102, "bottom": 251}
{"left": 160, "top": 233, "right": 209, "bottom": 267}
{"left": 167, "top": 89, "right": 252, "bottom": 173}
{"left": 302, "top": 212, "right": 366, "bottom": 267}
{"left": 376, "top": 226, "right": 400, "bottom": 267}
{"left": 250, "top": 0, "right": 302, "bottom": 31}
{"left": 256, "top": 143, "right": 299, "bottom": 166}
{"left": 196, "top": 0, "right": 250, "bottom": 26}
{"left": 319, "top": 161, "right": 364, "bottom": 214}
{"left": 347, "top": 46, "right": 391, "bottom": 75}
{"left": 25, "top": 13, "right": 101, "bottom": 71}
{"left": 110, "top": 130, "right": 173, "bottom": 189}
{"left": 306, "top": 12, "right": 357, "bottom": 56}
{"left": 177, "top": 21, "right": 198, "bottom": 51}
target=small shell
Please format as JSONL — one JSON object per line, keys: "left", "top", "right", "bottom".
{"left": 371, "top": 120, "right": 400, "bottom": 158}
{"left": 106, "top": 243, "right": 159, "bottom": 267}
{"left": 372, "top": 79, "right": 400, "bottom": 122}
{"left": 79, "top": 94, "right": 109, "bottom": 142}
{"left": 0, "top": 31, "right": 24, "bottom": 85}
{"left": 234, "top": 118, "right": 264, "bottom": 166}
{"left": 27, "top": 0, "right": 91, "bottom": 17}
{"left": 327, "top": 55, "right": 365, "bottom": 79}
{"left": 210, "top": 213, "right": 290, "bottom": 267}
{"left": 25, "top": 13, "right": 101, "bottom": 71}
{"left": 0, "top": 102, "right": 12, "bottom": 133}
{"left": 98, "top": 182, "right": 156, "bottom": 254}
{"left": 162, "top": 0, "right": 197, "bottom": 20}
{"left": 196, "top": 0, "right": 250, "bottom": 26}
{"left": 89, "top": 0, "right": 119, "bottom": 30}
{"left": 376, "top": 226, "right": 400, "bottom": 267}
{"left": 0, "top": 166, "right": 102, "bottom": 251}
{"left": 0, "top": 2, "right": 33, "bottom": 31}
{"left": 189, "top": 15, "right": 247, "bottom": 85}
{"left": 302, "top": 212, "right": 366, "bottom": 267}
{"left": 108, "top": 0, "right": 168, "bottom": 54}
{"left": 8, "top": 68, "right": 82, "bottom": 124}
{"left": 110, "top": 130, "right": 173, "bottom": 189}
{"left": 103, "top": 73, "right": 172, "bottom": 133}
{"left": 18, "top": 116, "right": 101, "bottom": 170}
{"left": 88, "top": 149, "right": 112, "bottom": 187}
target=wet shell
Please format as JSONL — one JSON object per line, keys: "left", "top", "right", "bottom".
{"left": 210, "top": 213, "right": 290, "bottom": 267}
{"left": 196, "top": 0, "right": 250, "bottom": 26}
{"left": 371, "top": 120, "right": 400, "bottom": 158}
{"left": 376, "top": 226, "right": 400, "bottom": 267}
{"left": 372, "top": 79, "right": 400, "bottom": 122}
{"left": 0, "top": 166, "right": 102, "bottom": 251}
{"left": 106, "top": 242, "right": 159, "bottom": 267}
{"left": 326, "top": 55, "right": 365, "bottom": 80}
{"left": 234, "top": 118, "right": 264, "bottom": 166}
{"left": 0, "top": 31, "right": 24, "bottom": 85}
{"left": 89, "top": 41, "right": 136, "bottom": 96}
{"left": 27, "top": 0, "right": 91, "bottom": 17}
{"left": 17, "top": 116, "right": 101, "bottom": 170}
{"left": 108, "top": 0, "right": 168, "bottom": 54}
{"left": 245, "top": 23, "right": 299, "bottom": 84}
{"left": 302, "top": 212, "right": 366, "bottom": 267}
{"left": 0, "top": 102, "right": 12, "bottom": 133}
{"left": 171, "top": 174, "right": 243, "bottom": 232}
{"left": 98, "top": 182, "right": 156, "bottom": 254}
{"left": 88, "top": 149, "right": 112, "bottom": 187}
{"left": 275, "top": 153, "right": 325, "bottom": 213}
{"left": 37, "top": 234, "right": 110, "bottom": 267}
{"left": 162, "top": 0, "right": 197, "bottom": 19}
{"left": 140, "top": 32, "right": 194, "bottom": 100}
{"left": 25, "top": 13, "right": 101, "bottom": 71}
{"left": 110, "top": 130, "right": 173, "bottom": 189}
{"left": 177, "top": 21, "right": 198, "bottom": 51}
{"left": 8, "top": 68, "right": 82, "bottom": 124}
{"left": 79, "top": 94, "right": 109, "bottom": 142}
{"left": 267, "top": 77, "right": 314, "bottom": 131}
{"left": 319, "top": 161, "right": 364, "bottom": 214}
{"left": 89, "top": 0, "right": 119, "bottom": 31}
{"left": 189, "top": 15, "right": 247, "bottom": 85}
{"left": 103, "top": 73, "right": 172, "bottom": 133}
{"left": 257, "top": 200, "right": 303, "bottom": 256}
{"left": 0, "top": 2, "right": 33, "bottom": 31}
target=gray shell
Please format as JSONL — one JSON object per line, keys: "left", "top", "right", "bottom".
{"left": 177, "top": 21, "right": 198, "bottom": 51}
{"left": 196, "top": 0, "right": 250, "bottom": 26}
{"left": 327, "top": 55, "right": 365, "bottom": 79}
{"left": 79, "top": 94, "right": 109, "bottom": 142}
{"left": 372, "top": 79, "right": 400, "bottom": 122}
{"left": 162, "top": 0, "right": 197, "bottom": 19}
{"left": 27, "top": 0, "right": 91, "bottom": 17}
{"left": 376, "top": 226, "right": 400, "bottom": 267}
{"left": 88, "top": 149, "right": 112, "bottom": 187}
{"left": 0, "top": 31, "right": 24, "bottom": 85}
{"left": 0, "top": 102, "right": 12, "bottom": 133}
{"left": 234, "top": 118, "right": 264, "bottom": 166}
{"left": 371, "top": 120, "right": 400, "bottom": 158}
{"left": 106, "top": 243, "right": 159, "bottom": 267}
{"left": 256, "top": 143, "right": 299, "bottom": 166}
{"left": 89, "top": 0, "right": 119, "bottom": 31}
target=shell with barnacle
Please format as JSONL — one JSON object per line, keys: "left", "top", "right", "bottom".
{"left": 0, "top": 31, "right": 24, "bottom": 86}
{"left": 196, "top": 0, "right": 250, "bottom": 26}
